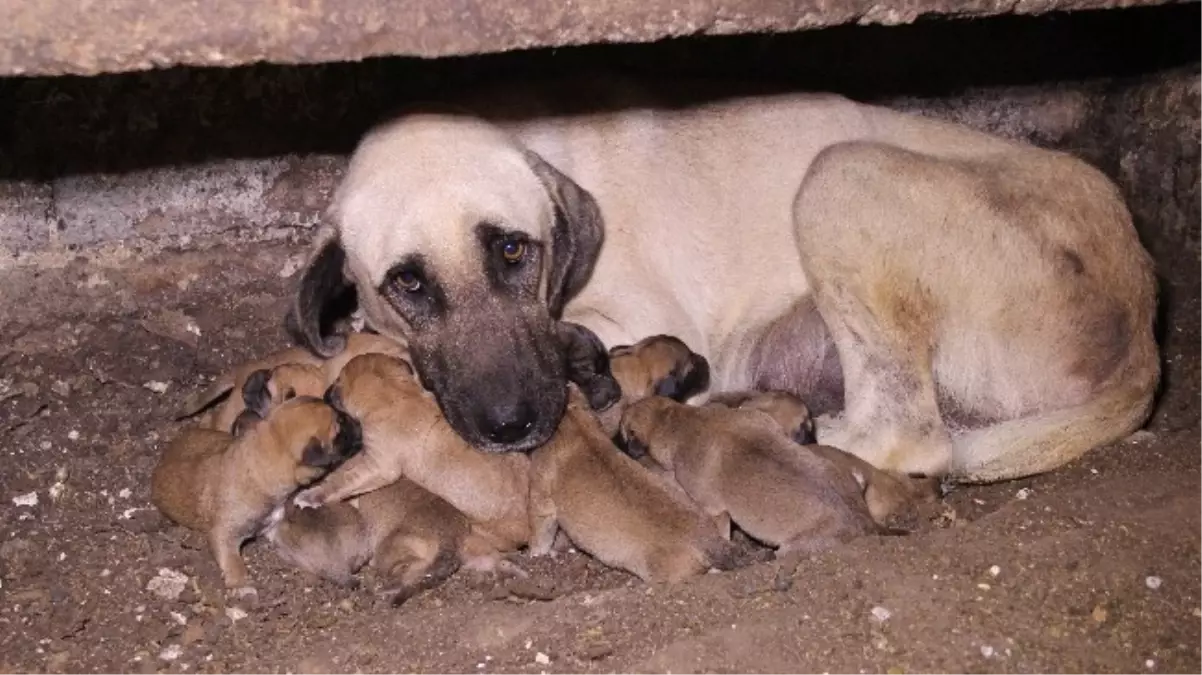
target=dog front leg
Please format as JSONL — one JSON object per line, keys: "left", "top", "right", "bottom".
{"left": 294, "top": 451, "right": 401, "bottom": 508}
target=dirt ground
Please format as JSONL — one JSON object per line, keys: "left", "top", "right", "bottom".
{"left": 1, "top": 241, "right": 1198, "bottom": 674}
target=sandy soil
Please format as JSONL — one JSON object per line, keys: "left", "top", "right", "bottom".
{"left": 1, "top": 242, "right": 1198, "bottom": 674}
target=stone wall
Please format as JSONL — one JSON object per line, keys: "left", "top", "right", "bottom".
{"left": 0, "top": 4, "right": 1196, "bottom": 259}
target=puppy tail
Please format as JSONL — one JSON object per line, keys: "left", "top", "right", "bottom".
{"left": 175, "top": 374, "right": 236, "bottom": 419}
{"left": 388, "top": 540, "right": 462, "bottom": 608}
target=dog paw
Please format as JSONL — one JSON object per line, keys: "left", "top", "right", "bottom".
{"left": 292, "top": 489, "right": 324, "bottom": 510}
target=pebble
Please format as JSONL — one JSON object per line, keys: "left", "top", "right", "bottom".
{"left": 534, "top": 652, "right": 550, "bottom": 665}
{"left": 1015, "top": 488, "right": 1032, "bottom": 500}
{"left": 118, "top": 488, "right": 132, "bottom": 499}
{"left": 67, "top": 430, "right": 80, "bottom": 441}
{"left": 146, "top": 568, "right": 189, "bottom": 601}
{"left": 143, "top": 381, "right": 170, "bottom": 394}
{"left": 1145, "top": 576, "right": 1162, "bottom": 590}
{"left": 1146, "top": 659, "right": 1156, "bottom": 669}
{"left": 988, "top": 565, "right": 1001, "bottom": 577}
{"left": 169, "top": 611, "right": 187, "bottom": 626}
{"left": 158, "top": 645, "right": 183, "bottom": 662}
{"left": 980, "top": 645, "right": 994, "bottom": 658}
{"left": 870, "top": 606, "right": 892, "bottom": 623}
{"left": 1092, "top": 605, "right": 1109, "bottom": 623}
{"left": 12, "top": 491, "right": 38, "bottom": 507}
{"left": 225, "top": 607, "right": 248, "bottom": 623}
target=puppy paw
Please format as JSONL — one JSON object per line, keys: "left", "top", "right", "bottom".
{"left": 292, "top": 488, "right": 325, "bottom": 510}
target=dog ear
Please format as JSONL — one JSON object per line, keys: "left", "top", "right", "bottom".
{"left": 524, "top": 150, "right": 604, "bottom": 318}
{"left": 652, "top": 354, "right": 712, "bottom": 401}
{"left": 230, "top": 409, "right": 263, "bottom": 437}
{"left": 241, "top": 369, "right": 275, "bottom": 418}
{"left": 286, "top": 235, "right": 358, "bottom": 358}
{"left": 301, "top": 437, "right": 340, "bottom": 468}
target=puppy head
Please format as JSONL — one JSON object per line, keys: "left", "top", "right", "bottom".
{"left": 736, "top": 391, "right": 815, "bottom": 445}
{"left": 288, "top": 116, "right": 604, "bottom": 453}
{"left": 323, "top": 353, "right": 419, "bottom": 420}
{"left": 616, "top": 396, "right": 681, "bottom": 467}
{"left": 241, "top": 363, "right": 327, "bottom": 420}
{"left": 609, "top": 335, "right": 710, "bottom": 403}
{"left": 261, "top": 397, "right": 363, "bottom": 486}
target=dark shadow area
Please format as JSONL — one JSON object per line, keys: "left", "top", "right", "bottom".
{"left": 0, "top": 2, "right": 1197, "bottom": 179}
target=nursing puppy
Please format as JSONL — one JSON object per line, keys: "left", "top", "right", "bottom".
{"left": 529, "top": 387, "right": 738, "bottom": 583}
{"left": 708, "top": 390, "right": 939, "bottom": 525}
{"left": 179, "top": 331, "right": 409, "bottom": 433}
{"left": 595, "top": 335, "right": 712, "bottom": 436}
{"left": 619, "top": 396, "right": 885, "bottom": 554}
{"left": 150, "top": 396, "right": 362, "bottom": 591}
{"left": 296, "top": 353, "right": 531, "bottom": 550}
{"left": 269, "top": 477, "right": 511, "bottom": 604}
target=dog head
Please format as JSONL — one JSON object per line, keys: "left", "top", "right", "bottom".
{"left": 616, "top": 396, "right": 682, "bottom": 467}
{"left": 709, "top": 390, "right": 815, "bottom": 445}
{"left": 241, "top": 363, "right": 328, "bottom": 419}
{"left": 323, "top": 353, "right": 421, "bottom": 421}
{"left": 609, "top": 335, "right": 711, "bottom": 403}
{"left": 259, "top": 397, "right": 364, "bottom": 486}
{"left": 287, "top": 116, "right": 603, "bottom": 453}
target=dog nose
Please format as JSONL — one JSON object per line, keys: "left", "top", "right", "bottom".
{"left": 481, "top": 402, "right": 536, "bottom": 444}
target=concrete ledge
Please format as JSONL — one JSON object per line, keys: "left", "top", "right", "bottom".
{"left": 0, "top": 0, "right": 1183, "bottom": 77}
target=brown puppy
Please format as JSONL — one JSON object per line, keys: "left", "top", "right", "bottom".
{"left": 296, "top": 353, "right": 531, "bottom": 551}
{"left": 529, "top": 387, "right": 737, "bottom": 583}
{"left": 595, "top": 335, "right": 712, "bottom": 436}
{"left": 267, "top": 500, "right": 371, "bottom": 588}
{"left": 151, "top": 396, "right": 362, "bottom": 591}
{"left": 269, "top": 477, "right": 511, "bottom": 604}
{"left": 619, "top": 396, "right": 884, "bottom": 554}
{"left": 179, "top": 332, "right": 409, "bottom": 433}
{"left": 708, "top": 390, "right": 940, "bottom": 525}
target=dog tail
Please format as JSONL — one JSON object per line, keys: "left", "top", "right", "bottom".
{"left": 949, "top": 338, "right": 1159, "bottom": 483}
{"left": 175, "top": 374, "right": 236, "bottom": 420}
{"left": 387, "top": 539, "right": 462, "bottom": 608}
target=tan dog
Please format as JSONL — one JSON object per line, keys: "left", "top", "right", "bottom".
{"left": 528, "top": 387, "right": 737, "bottom": 583}
{"left": 288, "top": 77, "right": 1157, "bottom": 483}
{"left": 269, "top": 477, "right": 514, "bottom": 604}
{"left": 150, "top": 396, "right": 362, "bottom": 591}
{"left": 619, "top": 396, "right": 891, "bottom": 554}
{"left": 179, "top": 331, "right": 408, "bottom": 433}
{"left": 295, "top": 353, "right": 531, "bottom": 551}
{"left": 708, "top": 390, "right": 939, "bottom": 525}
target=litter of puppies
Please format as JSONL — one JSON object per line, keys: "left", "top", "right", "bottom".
{"left": 155, "top": 327, "right": 940, "bottom": 603}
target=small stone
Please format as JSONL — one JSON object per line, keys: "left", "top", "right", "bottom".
{"left": 980, "top": 645, "right": 994, "bottom": 658}
{"left": 40, "top": 441, "right": 53, "bottom": 451}
{"left": 143, "top": 381, "right": 170, "bottom": 394}
{"left": 988, "top": 565, "right": 1001, "bottom": 577}
{"left": 224, "top": 607, "right": 247, "bottom": 622}
{"left": 67, "top": 430, "right": 80, "bottom": 441}
{"left": 534, "top": 652, "right": 550, "bottom": 665}
{"left": 159, "top": 645, "right": 182, "bottom": 661}
{"left": 1145, "top": 576, "right": 1162, "bottom": 590}
{"left": 146, "top": 568, "right": 189, "bottom": 601}
{"left": 169, "top": 611, "right": 187, "bottom": 626}
{"left": 1146, "top": 659, "right": 1156, "bottom": 669}
{"left": 54, "top": 466, "right": 68, "bottom": 482}
{"left": 1015, "top": 488, "right": 1032, "bottom": 500}
{"left": 870, "top": 606, "right": 892, "bottom": 623}
{"left": 977, "top": 583, "right": 991, "bottom": 591}
{"left": 12, "top": 491, "right": 38, "bottom": 507}
{"left": 50, "top": 381, "right": 71, "bottom": 397}
{"left": 118, "top": 488, "right": 132, "bottom": 499}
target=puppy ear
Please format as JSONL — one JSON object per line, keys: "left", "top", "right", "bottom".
{"left": 652, "top": 353, "right": 711, "bottom": 401}
{"left": 286, "top": 235, "right": 358, "bottom": 358}
{"left": 230, "top": 409, "right": 263, "bottom": 437}
{"left": 300, "top": 437, "right": 340, "bottom": 468}
{"left": 558, "top": 322, "right": 621, "bottom": 410}
{"left": 792, "top": 418, "right": 817, "bottom": 446}
{"left": 524, "top": 150, "right": 604, "bottom": 318}
{"left": 241, "top": 369, "right": 274, "bottom": 418}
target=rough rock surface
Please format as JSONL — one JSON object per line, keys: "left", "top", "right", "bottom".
{"left": 0, "top": 0, "right": 1185, "bottom": 77}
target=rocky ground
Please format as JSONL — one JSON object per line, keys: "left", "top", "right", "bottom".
{"left": 1, "top": 241, "right": 1199, "bottom": 673}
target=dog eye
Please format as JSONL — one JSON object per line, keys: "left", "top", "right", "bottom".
{"left": 393, "top": 269, "right": 423, "bottom": 294}
{"left": 500, "top": 238, "right": 525, "bottom": 264}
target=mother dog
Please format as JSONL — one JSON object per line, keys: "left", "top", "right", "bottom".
{"left": 287, "top": 78, "right": 1158, "bottom": 483}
